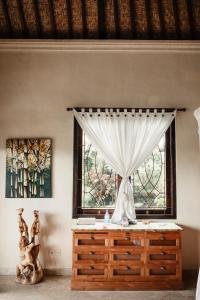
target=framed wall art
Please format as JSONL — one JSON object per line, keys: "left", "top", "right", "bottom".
{"left": 6, "top": 138, "right": 52, "bottom": 198}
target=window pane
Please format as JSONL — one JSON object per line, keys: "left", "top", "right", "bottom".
{"left": 82, "top": 134, "right": 166, "bottom": 210}
{"left": 132, "top": 136, "right": 166, "bottom": 209}
{"left": 82, "top": 134, "right": 116, "bottom": 208}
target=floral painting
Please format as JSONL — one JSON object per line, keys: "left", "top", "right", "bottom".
{"left": 6, "top": 139, "right": 52, "bottom": 198}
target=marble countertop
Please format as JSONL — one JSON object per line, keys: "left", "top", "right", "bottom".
{"left": 71, "top": 221, "right": 182, "bottom": 231}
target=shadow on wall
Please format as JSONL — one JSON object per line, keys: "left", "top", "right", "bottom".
{"left": 181, "top": 225, "right": 200, "bottom": 270}
{"left": 40, "top": 213, "right": 62, "bottom": 269}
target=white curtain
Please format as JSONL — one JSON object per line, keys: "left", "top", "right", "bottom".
{"left": 73, "top": 108, "right": 175, "bottom": 224}
{"left": 196, "top": 268, "right": 200, "bottom": 300}
{"left": 194, "top": 107, "right": 200, "bottom": 146}
{"left": 194, "top": 108, "right": 200, "bottom": 300}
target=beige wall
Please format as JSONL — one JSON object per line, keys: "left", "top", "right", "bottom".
{"left": 0, "top": 42, "right": 200, "bottom": 273}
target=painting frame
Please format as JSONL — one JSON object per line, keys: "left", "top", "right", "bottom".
{"left": 6, "top": 138, "right": 52, "bottom": 198}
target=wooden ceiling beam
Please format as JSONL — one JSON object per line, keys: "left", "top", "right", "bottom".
{"left": 113, "top": 0, "right": 120, "bottom": 38}
{"left": 157, "top": 0, "right": 166, "bottom": 39}
{"left": 129, "top": 0, "right": 136, "bottom": 39}
{"left": 48, "top": 0, "right": 57, "bottom": 38}
{"left": 145, "top": 0, "right": 152, "bottom": 39}
{"left": 97, "top": 0, "right": 106, "bottom": 39}
{"left": 172, "top": 0, "right": 180, "bottom": 39}
{"left": 1, "top": 0, "right": 12, "bottom": 38}
{"left": 81, "top": 0, "right": 88, "bottom": 38}
{"left": 66, "top": 0, "right": 73, "bottom": 38}
{"left": 16, "top": 0, "right": 28, "bottom": 38}
{"left": 33, "top": 0, "right": 42, "bottom": 38}
{"left": 186, "top": 0, "right": 195, "bottom": 39}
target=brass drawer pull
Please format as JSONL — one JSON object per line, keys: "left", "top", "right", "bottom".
{"left": 125, "top": 237, "right": 130, "bottom": 240}
{"left": 126, "top": 266, "right": 131, "bottom": 270}
{"left": 160, "top": 251, "right": 165, "bottom": 255}
{"left": 89, "top": 251, "right": 94, "bottom": 255}
{"left": 160, "top": 266, "right": 166, "bottom": 270}
{"left": 90, "top": 236, "right": 95, "bottom": 240}
{"left": 125, "top": 251, "right": 130, "bottom": 255}
{"left": 160, "top": 236, "right": 165, "bottom": 240}
{"left": 89, "top": 266, "right": 94, "bottom": 270}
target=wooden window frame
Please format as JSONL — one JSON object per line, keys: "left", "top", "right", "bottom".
{"left": 72, "top": 118, "right": 176, "bottom": 219}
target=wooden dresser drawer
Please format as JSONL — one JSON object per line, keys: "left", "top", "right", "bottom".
{"left": 74, "top": 232, "right": 109, "bottom": 248}
{"left": 74, "top": 249, "right": 108, "bottom": 264}
{"left": 147, "top": 250, "right": 180, "bottom": 263}
{"left": 109, "top": 232, "right": 145, "bottom": 249}
{"left": 73, "top": 264, "right": 108, "bottom": 281}
{"left": 146, "top": 232, "right": 181, "bottom": 249}
{"left": 110, "top": 249, "right": 144, "bottom": 265}
{"left": 146, "top": 262, "right": 180, "bottom": 280}
{"left": 110, "top": 264, "right": 145, "bottom": 281}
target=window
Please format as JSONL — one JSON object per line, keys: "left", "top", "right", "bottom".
{"left": 73, "top": 119, "right": 176, "bottom": 219}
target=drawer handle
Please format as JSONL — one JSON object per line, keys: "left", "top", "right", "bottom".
{"left": 160, "top": 251, "right": 165, "bottom": 255}
{"left": 125, "top": 237, "right": 130, "bottom": 240}
{"left": 126, "top": 266, "right": 131, "bottom": 270}
{"left": 90, "top": 236, "right": 95, "bottom": 240}
{"left": 125, "top": 252, "right": 130, "bottom": 255}
{"left": 160, "top": 236, "right": 165, "bottom": 241}
{"left": 160, "top": 266, "right": 166, "bottom": 270}
{"left": 89, "top": 266, "right": 94, "bottom": 270}
{"left": 89, "top": 251, "right": 94, "bottom": 255}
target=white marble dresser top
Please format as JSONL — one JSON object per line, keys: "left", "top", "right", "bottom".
{"left": 72, "top": 221, "right": 182, "bottom": 231}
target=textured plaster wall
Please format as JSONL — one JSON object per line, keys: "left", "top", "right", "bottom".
{"left": 0, "top": 45, "right": 200, "bottom": 272}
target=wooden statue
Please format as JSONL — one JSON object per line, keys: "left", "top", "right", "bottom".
{"left": 31, "top": 210, "right": 40, "bottom": 244}
{"left": 17, "top": 208, "right": 29, "bottom": 240}
{"left": 16, "top": 208, "right": 43, "bottom": 285}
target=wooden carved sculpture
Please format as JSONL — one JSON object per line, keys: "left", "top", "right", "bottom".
{"left": 16, "top": 209, "right": 43, "bottom": 284}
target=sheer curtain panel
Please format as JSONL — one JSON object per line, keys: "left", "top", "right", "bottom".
{"left": 194, "top": 107, "right": 200, "bottom": 146}
{"left": 73, "top": 108, "right": 175, "bottom": 224}
{"left": 194, "top": 108, "right": 200, "bottom": 299}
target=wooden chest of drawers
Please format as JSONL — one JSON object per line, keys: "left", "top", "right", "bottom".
{"left": 71, "top": 224, "right": 182, "bottom": 290}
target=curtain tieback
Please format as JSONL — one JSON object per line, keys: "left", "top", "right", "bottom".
{"left": 121, "top": 177, "right": 131, "bottom": 202}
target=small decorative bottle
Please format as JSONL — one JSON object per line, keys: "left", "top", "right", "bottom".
{"left": 104, "top": 209, "right": 110, "bottom": 224}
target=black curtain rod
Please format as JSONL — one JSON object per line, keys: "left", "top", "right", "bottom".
{"left": 66, "top": 107, "right": 186, "bottom": 112}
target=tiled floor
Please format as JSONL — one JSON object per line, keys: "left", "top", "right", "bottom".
{"left": 0, "top": 275, "right": 197, "bottom": 300}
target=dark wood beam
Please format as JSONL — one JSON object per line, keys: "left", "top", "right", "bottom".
{"left": 129, "top": 0, "right": 136, "bottom": 38}
{"left": 157, "top": 0, "right": 165, "bottom": 39}
{"left": 172, "top": 0, "right": 180, "bottom": 39}
{"left": 144, "top": 0, "right": 152, "bottom": 39}
{"left": 66, "top": 0, "right": 73, "bottom": 38}
{"left": 16, "top": 0, "right": 28, "bottom": 38}
{"left": 33, "top": 0, "right": 43, "bottom": 38}
{"left": 1, "top": 0, "right": 12, "bottom": 38}
{"left": 81, "top": 0, "right": 88, "bottom": 38}
{"left": 48, "top": 0, "right": 57, "bottom": 38}
{"left": 113, "top": 0, "right": 120, "bottom": 38}
{"left": 97, "top": 0, "right": 106, "bottom": 39}
{"left": 186, "top": 0, "right": 195, "bottom": 39}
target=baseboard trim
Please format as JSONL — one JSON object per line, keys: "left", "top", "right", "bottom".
{"left": 0, "top": 268, "right": 197, "bottom": 277}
